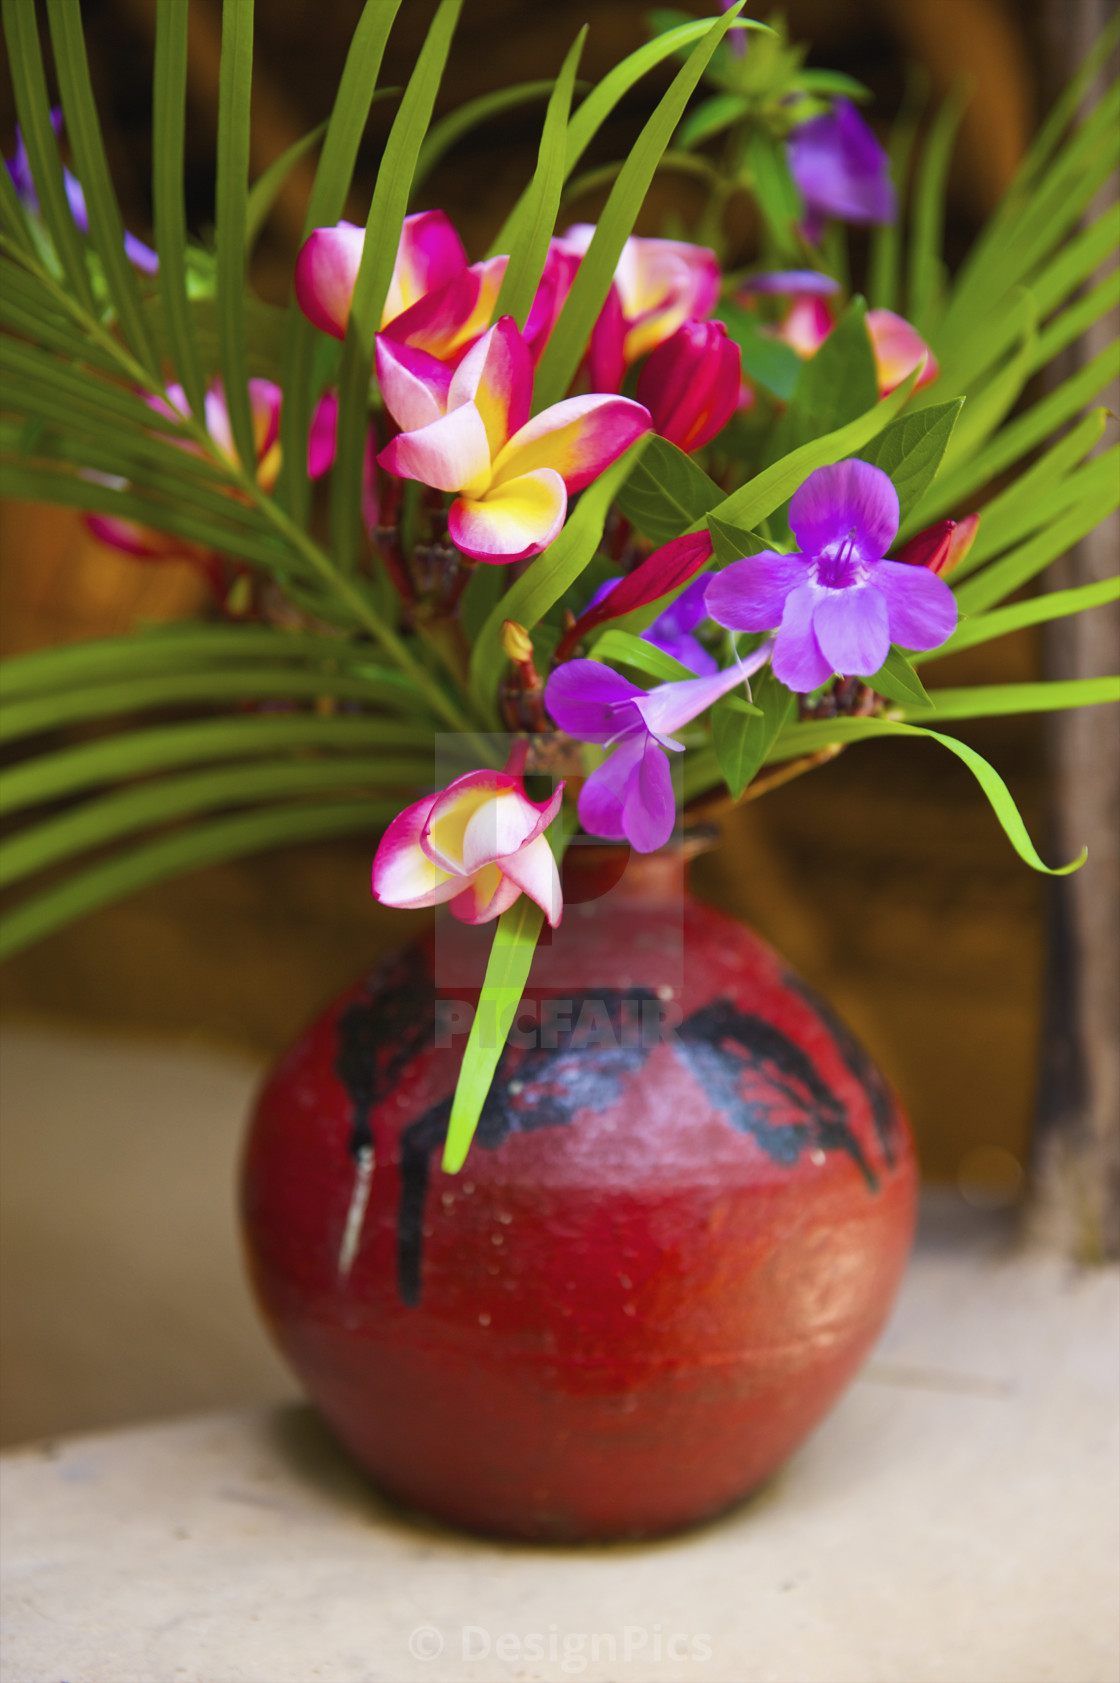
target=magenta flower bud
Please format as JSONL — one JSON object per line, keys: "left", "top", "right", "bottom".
{"left": 636, "top": 320, "right": 741, "bottom": 455}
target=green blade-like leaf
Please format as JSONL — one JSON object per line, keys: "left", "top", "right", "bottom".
{"left": 0, "top": 667, "right": 419, "bottom": 746}
{"left": 45, "top": 0, "right": 157, "bottom": 373}
{"left": 0, "top": 756, "right": 425, "bottom": 892}
{"left": 744, "top": 128, "right": 803, "bottom": 258}
{"left": 614, "top": 435, "right": 722, "bottom": 544}
{"left": 276, "top": 0, "right": 402, "bottom": 524}
{"left": 712, "top": 666, "right": 793, "bottom": 800}
{"left": 246, "top": 120, "right": 328, "bottom": 251}
{"left": 765, "top": 714, "right": 1090, "bottom": 875}
{"left": 907, "top": 79, "right": 969, "bottom": 333}
{"left": 590, "top": 628, "right": 696, "bottom": 683}
{"left": 417, "top": 81, "right": 559, "bottom": 194}
{"left": 0, "top": 145, "right": 37, "bottom": 256}
{"left": 214, "top": 0, "right": 256, "bottom": 471}
{"left": 0, "top": 800, "right": 398, "bottom": 962}
{"left": 1030, "top": 266, "right": 1120, "bottom": 375}
{"left": 469, "top": 437, "right": 649, "bottom": 714}
{"left": 924, "top": 575, "right": 1120, "bottom": 663}
{"left": 0, "top": 714, "right": 435, "bottom": 818}
{"left": 861, "top": 398, "right": 963, "bottom": 523}
{"left": 677, "top": 92, "right": 749, "bottom": 152}
{"left": 332, "top": 0, "right": 463, "bottom": 571}
{"left": 443, "top": 895, "right": 546, "bottom": 1172}
{"left": 493, "top": 28, "right": 586, "bottom": 330}
{"left": 151, "top": 0, "right": 206, "bottom": 417}
{"left": 953, "top": 410, "right": 1108, "bottom": 576}
{"left": 533, "top": 4, "right": 743, "bottom": 413}
{"left": 869, "top": 65, "right": 927, "bottom": 313}
{"left": 953, "top": 477, "right": 1120, "bottom": 616}
{"left": 708, "top": 365, "right": 921, "bottom": 532}
{"left": 912, "top": 338, "right": 1118, "bottom": 524}
{"left": 2, "top": 0, "right": 94, "bottom": 308}
{"left": 860, "top": 646, "right": 933, "bottom": 708}
{"left": 936, "top": 294, "right": 1037, "bottom": 471}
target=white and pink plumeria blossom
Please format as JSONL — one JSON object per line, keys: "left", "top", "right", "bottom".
{"left": 295, "top": 208, "right": 505, "bottom": 365}
{"left": 376, "top": 316, "right": 651, "bottom": 563}
{"left": 371, "top": 761, "right": 565, "bottom": 928}
{"left": 562, "top": 225, "right": 721, "bottom": 385}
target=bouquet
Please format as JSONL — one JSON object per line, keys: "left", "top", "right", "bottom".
{"left": 2, "top": 1, "right": 1117, "bottom": 1174}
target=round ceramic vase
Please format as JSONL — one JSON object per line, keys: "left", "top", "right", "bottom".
{"left": 241, "top": 849, "right": 917, "bottom": 1540}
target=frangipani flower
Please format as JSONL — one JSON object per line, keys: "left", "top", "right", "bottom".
{"left": 6, "top": 108, "right": 158, "bottom": 273}
{"left": 742, "top": 275, "right": 936, "bottom": 394}
{"left": 636, "top": 319, "right": 741, "bottom": 454}
{"left": 295, "top": 209, "right": 505, "bottom": 364}
{"left": 545, "top": 645, "right": 771, "bottom": 852}
{"left": 562, "top": 224, "right": 722, "bottom": 384}
{"left": 377, "top": 317, "right": 650, "bottom": 564}
{"left": 786, "top": 99, "right": 896, "bottom": 241}
{"left": 85, "top": 382, "right": 346, "bottom": 567}
{"left": 371, "top": 759, "right": 564, "bottom": 928}
{"left": 523, "top": 238, "right": 583, "bottom": 367}
{"left": 704, "top": 458, "right": 957, "bottom": 692}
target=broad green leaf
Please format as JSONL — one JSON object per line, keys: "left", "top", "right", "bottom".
{"left": 0, "top": 800, "right": 397, "bottom": 963}
{"left": 245, "top": 120, "right": 328, "bottom": 250}
{"left": 214, "top": 0, "right": 256, "bottom": 471}
{"left": 152, "top": 1, "right": 206, "bottom": 417}
{"left": 2, "top": 0, "right": 94, "bottom": 309}
{"left": 533, "top": 4, "right": 743, "bottom": 412}
{"left": 614, "top": 435, "right": 722, "bottom": 544}
{"left": 45, "top": 0, "right": 157, "bottom": 374}
{"left": 417, "top": 81, "right": 559, "bottom": 195}
{"left": 764, "top": 298, "right": 878, "bottom": 463}
{"left": 0, "top": 714, "right": 434, "bottom": 818}
{"left": 922, "top": 575, "right": 1120, "bottom": 663}
{"left": 713, "top": 666, "right": 794, "bottom": 799}
{"left": 493, "top": 28, "right": 586, "bottom": 331}
{"left": 708, "top": 512, "right": 769, "bottom": 568}
{"left": 443, "top": 896, "right": 546, "bottom": 1172}
{"left": 469, "top": 438, "right": 648, "bottom": 712}
{"left": 718, "top": 300, "right": 803, "bottom": 400}
{"left": 765, "top": 714, "right": 1089, "bottom": 875}
{"left": 277, "top": 0, "right": 402, "bottom": 525}
{"left": 860, "top": 646, "right": 933, "bottom": 708}
{"left": 332, "top": 0, "right": 462, "bottom": 570}
{"left": 861, "top": 398, "right": 963, "bottom": 523}
{"left": 907, "top": 79, "right": 969, "bottom": 332}
{"left": 590, "top": 629, "right": 695, "bottom": 683}
{"left": 0, "top": 757, "right": 422, "bottom": 891}
{"left": 708, "top": 365, "right": 921, "bottom": 532}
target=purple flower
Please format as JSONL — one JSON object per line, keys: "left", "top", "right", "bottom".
{"left": 738, "top": 270, "right": 841, "bottom": 298}
{"left": 786, "top": 100, "right": 896, "bottom": 242}
{"left": 6, "top": 109, "right": 158, "bottom": 274}
{"left": 545, "top": 645, "right": 771, "bottom": 853}
{"left": 704, "top": 459, "right": 957, "bottom": 693}
{"left": 644, "top": 576, "right": 718, "bottom": 676}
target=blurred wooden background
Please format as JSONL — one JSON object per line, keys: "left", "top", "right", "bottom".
{"left": 0, "top": 0, "right": 1105, "bottom": 1201}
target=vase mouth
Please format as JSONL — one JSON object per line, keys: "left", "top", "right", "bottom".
{"left": 560, "top": 826, "right": 720, "bottom": 905}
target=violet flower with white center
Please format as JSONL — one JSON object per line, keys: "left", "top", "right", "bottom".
{"left": 704, "top": 458, "right": 958, "bottom": 693}
{"left": 545, "top": 644, "right": 771, "bottom": 853}
{"left": 786, "top": 99, "right": 896, "bottom": 242}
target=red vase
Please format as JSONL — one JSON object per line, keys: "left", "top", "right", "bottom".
{"left": 241, "top": 846, "right": 917, "bottom": 1540}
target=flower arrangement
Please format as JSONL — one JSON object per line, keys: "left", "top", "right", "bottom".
{"left": 2, "top": 3, "right": 1117, "bottom": 1176}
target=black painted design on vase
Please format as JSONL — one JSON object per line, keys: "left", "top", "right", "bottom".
{"left": 333, "top": 946, "right": 436, "bottom": 1163}
{"left": 782, "top": 972, "right": 900, "bottom": 1168}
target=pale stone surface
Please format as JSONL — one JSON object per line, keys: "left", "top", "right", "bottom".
{"left": 1, "top": 1023, "right": 1118, "bottom": 1682}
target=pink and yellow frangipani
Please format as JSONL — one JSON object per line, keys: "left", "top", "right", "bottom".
{"left": 562, "top": 225, "right": 721, "bottom": 389}
{"left": 371, "top": 758, "right": 565, "bottom": 928}
{"left": 295, "top": 209, "right": 506, "bottom": 365}
{"left": 865, "top": 308, "right": 939, "bottom": 395}
{"left": 377, "top": 317, "right": 651, "bottom": 563}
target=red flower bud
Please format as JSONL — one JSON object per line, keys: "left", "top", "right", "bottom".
{"left": 636, "top": 319, "right": 741, "bottom": 454}
{"left": 554, "top": 531, "right": 714, "bottom": 661}
{"left": 893, "top": 513, "right": 980, "bottom": 577}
